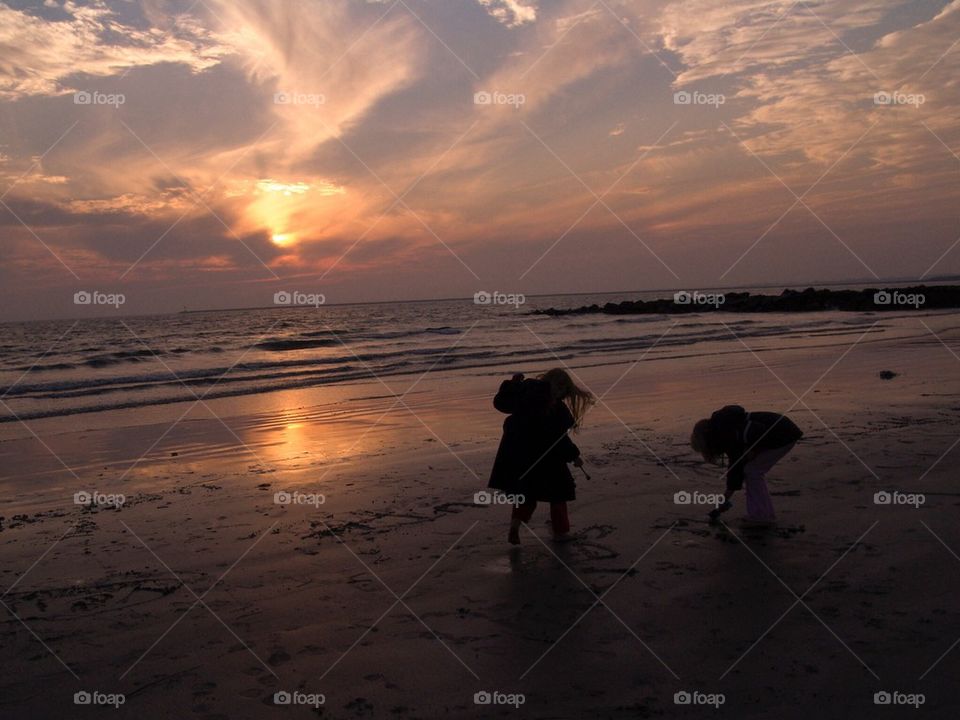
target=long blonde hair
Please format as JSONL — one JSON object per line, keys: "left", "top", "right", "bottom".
{"left": 540, "top": 368, "right": 595, "bottom": 429}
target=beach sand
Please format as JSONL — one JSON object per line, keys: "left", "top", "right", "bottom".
{"left": 2, "top": 311, "right": 959, "bottom": 718}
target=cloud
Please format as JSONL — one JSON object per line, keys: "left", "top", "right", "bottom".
{"left": 477, "top": 0, "right": 538, "bottom": 28}
{"left": 0, "top": 0, "right": 231, "bottom": 99}
{"left": 2, "top": 0, "right": 960, "bottom": 318}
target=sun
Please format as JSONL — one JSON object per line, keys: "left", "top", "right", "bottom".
{"left": 271, "top": 232, "right": 294, "bottom": 247}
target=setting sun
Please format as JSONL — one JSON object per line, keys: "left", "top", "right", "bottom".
{"left": 3, "top": 1, "right": 960, "bottom": 717}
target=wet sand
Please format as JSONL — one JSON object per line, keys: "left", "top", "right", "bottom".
{"left": 2, "top": 311, "right": 960, "bottom": 718}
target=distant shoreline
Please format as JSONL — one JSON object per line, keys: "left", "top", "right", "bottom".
{"left": 7, "top": 276, "right": 960, "bottom": 325}
{"left": 535, "top": 285, "right": 960, "bottom": 316}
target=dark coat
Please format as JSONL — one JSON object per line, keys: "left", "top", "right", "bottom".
{"left": 488, "top": 377, "right": 581, "bottom": 503}
{"left": 709, "top": 405, "right": 803, "bottom": 493}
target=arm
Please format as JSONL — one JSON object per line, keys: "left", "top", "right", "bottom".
{"left": 710, "top": 406, "right": 748, "bottom": 495}
{"left": 555, "top": 433, "right": 580, "bottom": 463}
{"left": 492, "top": 375, "right": 525, "bottom": 414}
{"left": 553, "top": 404, "right": 580, "bottom": 464}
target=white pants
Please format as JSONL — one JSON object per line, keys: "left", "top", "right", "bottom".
{"left": 743, "top": 442, "right": 795, "bottom": 521}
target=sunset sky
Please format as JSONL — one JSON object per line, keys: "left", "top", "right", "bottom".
{"left": 1, "top": 0, "right": 958, "bottom": 320}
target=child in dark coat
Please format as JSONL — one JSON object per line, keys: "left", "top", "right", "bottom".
{"left": 691, "top": 405, "right": 803, "bottom": 525}
{"left": 488, "top": 369, "right": 593, "bottom": 544}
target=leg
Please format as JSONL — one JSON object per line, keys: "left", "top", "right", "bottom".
{"left": 550, "top": 502, "right": 570, "bottom": 536}
{"left": 743, "top": 443, "right": 795, "bottom": 522}
{"left": 509, "top": 500, "right": 537, "bottom": 544}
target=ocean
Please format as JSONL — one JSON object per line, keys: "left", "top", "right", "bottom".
{"left": 0, "top": 286, "right": 920, "bottom": 424}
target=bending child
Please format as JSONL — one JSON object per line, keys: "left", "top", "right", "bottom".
{"left": 691, "top": 405, "right": 803, "bottom": 526}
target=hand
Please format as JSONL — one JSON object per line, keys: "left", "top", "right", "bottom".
{"left": 572, "top": 457, "right": 584, "bottom": 468}
{"left": 708, "top": 500, "right": 732, "bottom": 520}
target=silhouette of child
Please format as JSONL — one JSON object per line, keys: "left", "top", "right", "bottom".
{"left": 691, "top": 405, "right": 803, "bottom": 526}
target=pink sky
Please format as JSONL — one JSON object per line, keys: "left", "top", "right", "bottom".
{"left": 1, "top": 0, "right": 959, "bottom": 320}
